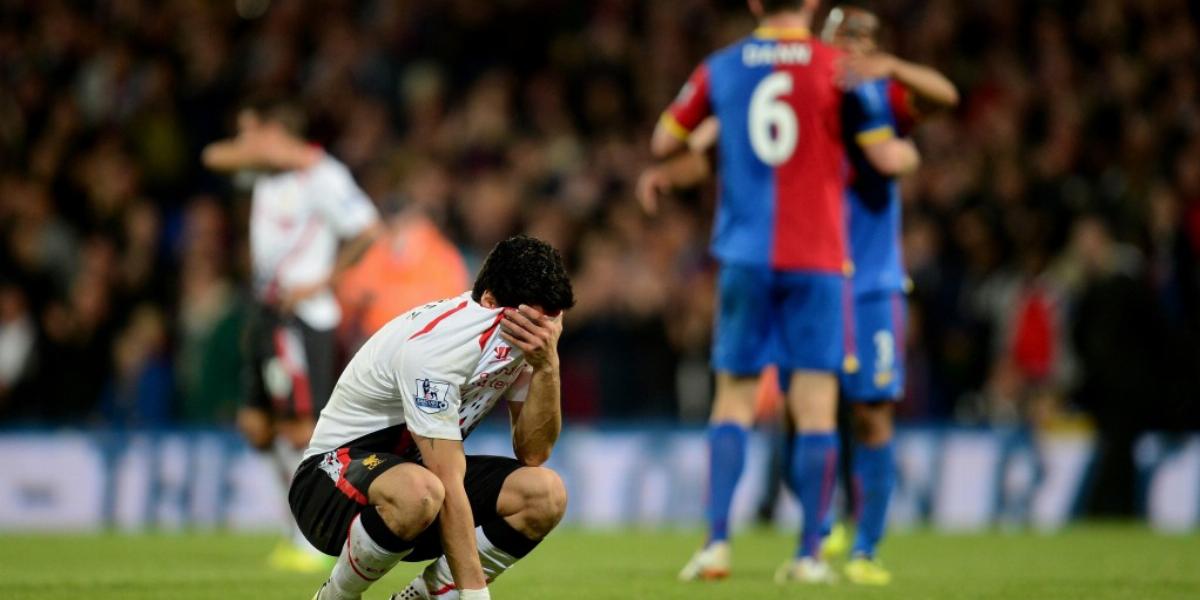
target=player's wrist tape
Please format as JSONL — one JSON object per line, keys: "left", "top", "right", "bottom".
{"left": 460, "top": 588, "right": 490, "bottom": 600}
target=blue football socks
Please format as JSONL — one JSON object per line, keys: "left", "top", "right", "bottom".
{"left": 788, "top": 432, "right": 839, "bottom": 558}
{"left": 706, "top": 422, "right": 748, "bottom": 544}
{"left": 852, "top": 441, "right": 895, "bottom": 559}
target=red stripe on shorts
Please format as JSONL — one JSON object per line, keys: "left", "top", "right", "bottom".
{"left": 842, "top": 279, "right": 858, "bottom": 363}
{"left": 274, "top": 327, "right": 313, "bottom": 417}
{"left": 335, "top": 448, "right": 368, "bottom": 505}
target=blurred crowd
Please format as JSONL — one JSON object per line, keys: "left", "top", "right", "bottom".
{"left": 1, "top": 0, "right": 1198, "bottom": 432}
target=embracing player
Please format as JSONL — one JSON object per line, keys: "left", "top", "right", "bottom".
{"left": 820, "top": 3, "right": 958, "bottom": 585}
{"left": 646, "top": 0, "right": 920, "bottom": 584}
{"left": 640, "top": 0, "right": 957, "bottom": 585}
{"left": 289, "top": 235, "right": 574, "bottom": 600}
{"left": 203, "top": 97, "right": 382, "bottom": 571}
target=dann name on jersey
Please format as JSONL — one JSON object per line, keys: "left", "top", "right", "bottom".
{"left": 742, "top": 42, "right": 813, "bottom": 67}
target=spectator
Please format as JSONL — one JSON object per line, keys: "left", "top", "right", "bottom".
{"left": 0, "top": 0, "right": 1195, "bottom": 426}
{"left": 0, "top": 282, "right": 36, "bottom": 418}
{"left": 175, "top": 197, "right": 246, "bottom": 424}
{"left": 100, "top": 304, "right": 173, "bottom": 427}
{"left": 1070, "top": 215, "right": 1163, "bottom": 516}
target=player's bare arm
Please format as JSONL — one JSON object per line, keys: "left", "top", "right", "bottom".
{"left": 861, "top": 137, "right": 921, "bottom": 176}
{"left": 201, "top": 127, "right": 321, "bottom": 173}
{"left": 650, "top": 119, "right": 688, "bottom": 159}
{"left": 636, "top": 151, "right": 713, "bottom": 216}
{"left": 200, "top": 136, "right": 260, "bottom": 172}
{"left": 686, "top": 117, "right": 720, "bottom": 153}
{"left": 841, "top": 52, "right": 959, "bottom": 109}
{"left": 639, "top": 116, "right": 719, "bottom": 214}
{"left": 333, "top": 223, "right": 383, "bottom": 277}
{"left": 501, "top": 306, "right": 563, "bottom": 466}
{"left": 413, "top": 433, "right": 488, "bottom": 591}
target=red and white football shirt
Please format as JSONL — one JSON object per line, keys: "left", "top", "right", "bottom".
{"left": 305, "top": 292, "right": 531, "bottom": 460}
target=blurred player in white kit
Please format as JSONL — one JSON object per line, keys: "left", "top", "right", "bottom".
{"left": 203, "top": 97, "right": 382, "bottom": 571}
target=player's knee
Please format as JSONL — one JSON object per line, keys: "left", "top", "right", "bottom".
{"left": 787, "top": 372, "right": 838, "bottom": 431}
{"left": 374, "top": 466, "right": 445, "bottom": 535}
{"left": 516, "top": 467, "right": 568, "bottom": 533}
{"left": 410, "top": 472, "right": 446, "bottom": 529}
{"left": 711, "top": 374, "right": 759, "bottom": 425}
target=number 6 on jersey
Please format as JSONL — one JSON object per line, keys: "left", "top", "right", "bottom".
{"left": 749, "top": 72, "right": 798, "bottom": 165}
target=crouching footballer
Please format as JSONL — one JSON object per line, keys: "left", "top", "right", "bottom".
{"left": 289, "top": 235, "right": 575, "bottom": 600}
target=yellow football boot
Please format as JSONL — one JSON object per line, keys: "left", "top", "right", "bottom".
{"left": 268, "top": 541, "right": 334, "bottom": 574}
{"left": 821, "top": 522, "right": 851, "bottom": 562}
{"left": 844, "top": 556, "right": 893, "bottom": 586}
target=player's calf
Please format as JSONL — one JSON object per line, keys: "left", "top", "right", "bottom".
{"left": 783, "top": 371, "right": 840, "bottom": 563}
{"left": 398, "top": 467, "right": 567, "bottom": 600}
{"left": 680, "top": 373, "right": 757, "bottom": 581}
{"left": 849, "top": 402, "right": 896, "bottom": 563}
{"left": 318, "top": 465, "right": 445, "bottom": 600}
{"left": 851, "top": 402, "right": 893, "bottom": 447}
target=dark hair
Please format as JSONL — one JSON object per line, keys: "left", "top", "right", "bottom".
{"left": 239, "top": 93, "right": 307, "bottom": 136}
{"left": 833, "top": 0, "right": 876, "bottom": 11}
{"left": 759, "top": 0, "right": 808, "bottom": 14}
{"left": 472, "top": 235, "right": 575, "bottom": 314}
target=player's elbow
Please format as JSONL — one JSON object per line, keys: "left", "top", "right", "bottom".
{"left": 514, "top": 433, "right": 556, "bottom": 467}
{"left": 650, "top": 127, "right": 684, "bottom": 159}
{"left": 516, "top": 446, "right": 553, "bottom": 467}
{"left": 867, "top": 141, "right": 920, "bottom": 176}
{"left": 521, "top": 454, "right": 551, "bottom": 468}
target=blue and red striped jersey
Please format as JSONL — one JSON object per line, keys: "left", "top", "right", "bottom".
{"left": 842, "top": 78, "right": 916, "bottom": 296}
{"left": 662, "top": 27, "right": 865, "bottom": 273}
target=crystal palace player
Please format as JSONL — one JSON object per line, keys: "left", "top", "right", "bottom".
{"left": 820, "top": 4, "right": 958, "bottom": 585}
{"left": 646, "top": 0, "right": 920, "bottom": 585}
{"left": 290, "top": 236, "right": 573, "bottom": 600}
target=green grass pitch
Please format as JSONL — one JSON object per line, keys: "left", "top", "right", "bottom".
{"left": 2, "top": 525, "right": 1197, "bottom": 599}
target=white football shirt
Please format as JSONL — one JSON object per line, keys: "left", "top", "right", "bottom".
{"left": 250, "top": 153, "right": 379, "bottom": 330}
{"left": 305, "top": 292, "right": 532, "bottom": 460}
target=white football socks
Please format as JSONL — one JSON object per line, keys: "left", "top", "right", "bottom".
{"left": 421, "top": 527, "right": 521, "bottom": 597}
{"left": 325, "top": 514, "right": 412, "bottom": 600}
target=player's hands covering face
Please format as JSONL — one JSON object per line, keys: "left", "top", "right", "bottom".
{"left": 500, "top": 305, "right": 562, "bottom": 373}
